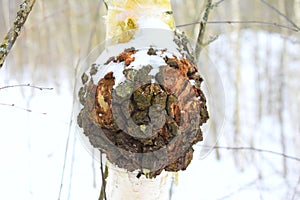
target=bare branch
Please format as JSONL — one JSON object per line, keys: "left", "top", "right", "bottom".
{"left": 0, "top": 84, "right": 52, "bottom": 114}
{"left": 176, "top": 20, "right": 300, "bottom": 32}
{"left": 99, "top": 152, "right": 108, "bottom": 200}
{"left": 0, "top": 83, "right": 53, "bottom": 91}
{"left": 0, "top": 102, "right": 47, "bottom": 115}
{"left": 260, "top": 0, "right": 300, "bottom": 31}
{"left": 217, "top": 178, "right": 260, "bottom": 200}
{"left": 199, "top": 145, "right": 300, "bottom": 162}
{"left": 103, "top": 0, "right": 108, "bottom": 10}
{"left": 57, "top": 58, "right": 81, "bottom": 200}
{"left": 202, "top": 35, "right": 219, "bottom": 46}
{"left": 0, "top": 0, "right": 36, "bottom": 69}
{"left": 213, "top": 0, "right": 227, "bottom": 7}
{"left": 195, "top": 0, "right": 213, "bottom": 56}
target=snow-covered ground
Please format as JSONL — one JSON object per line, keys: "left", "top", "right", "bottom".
{"left": 0, "top": 30, "right": 299, "bottom": 200}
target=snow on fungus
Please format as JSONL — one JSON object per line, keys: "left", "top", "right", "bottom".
{"left": 77, "top": 47, "right": 209, "bottom": 178}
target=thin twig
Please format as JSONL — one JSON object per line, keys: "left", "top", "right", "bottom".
{"left": 0, "top": 83, "right": 53, "bottom": 90}
{"left": 66, "top": 124, "right": 78, "bottom": 200}
{"left": 103, "top": 0, "right": 108, "bottom": 10}
{"left": 200, "top": 145, "right": 300, "bottom": 162}
{"left": 260, "top": 0, "right": 300, "bottom": 31}
{"left": 0, "top": 84, "right": 52, "bottom": 115}
{"left": 99, "top": 152, "right": 107, "bottom": 200}
{"left": 176, "top": 20, "right": 300, "bottom": 32}
{"left": 213, "top": 0, "right": 227, "bottom": 7}
{"left": 0, "top": 0, "right": 36, "bottom": 69}
{"left": 0, "top": 102, "right": 47, "bottom": 114}
{"left": 57, "top": 58, "right": 81, "bottom": 200}
{"left": 217, "top": 178, "right": 260, "bottom": 200}
{"left": 195, "top": 0, "right": 213, "bottom": 56}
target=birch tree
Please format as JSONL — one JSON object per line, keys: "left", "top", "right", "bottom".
{"left": 75, "top": 0, "right": 209, "bottom": 199}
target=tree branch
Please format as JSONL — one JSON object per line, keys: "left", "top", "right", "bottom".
{"left": 0, "top": 102, "right": 47, "bottom": 115}
{"left": 260, "top": 0, "right": 300, "bottom": 31}
{"left": 99, "top": 152, "right": 108, "bottom": 200}
{"left": 213, "top": 0, "right": 227, "bottom": 7}
{"left": 0, "top": 83, "right": 53, "bottom": 91}
{"left": 199, "top": 145, "right": 300, "bottom": 162}
{"left": 176, "top": 20, "right": 300, "bottom": 32}
{"left": 103, "top": 0, "right": 108, "bottom": 11}
{"left": 195, "top": 0, "right": 213, "bottom": 57}
{"left": 0, "top": 0, "right": 36, "bottom": 69}
{"left": 57, "top": 59, "right": 81, "bottom": 200}
{"left": 0, "top": 83, "right": 52, "bottom": 114}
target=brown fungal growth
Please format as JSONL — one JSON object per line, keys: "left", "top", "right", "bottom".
{"left": 77, "top": 47, "right": 209, "bottom": 178}
{"left": 116, "top": 47, "right": 136, "bottom": 66}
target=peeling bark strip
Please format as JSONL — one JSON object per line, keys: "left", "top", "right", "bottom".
{"left": 0, "top": 0, "right": 36, "bottom": 69}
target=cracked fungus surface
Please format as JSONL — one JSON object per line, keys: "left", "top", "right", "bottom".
{"left": 77, "top": 47, "right": 209, "bottom": 177}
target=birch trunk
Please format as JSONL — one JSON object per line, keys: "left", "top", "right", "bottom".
{"left": 105, "top": 162, "right": 173, "bottom": 200}
{"left": 231, "top": 0, "right": 242, "bottom": 169}
{"left": 102, "top": 1, "right": 176, "bottom": 199}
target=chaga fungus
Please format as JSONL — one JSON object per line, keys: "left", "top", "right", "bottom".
{"left": 77, "top": 47, "right": 209, "bottom": 177}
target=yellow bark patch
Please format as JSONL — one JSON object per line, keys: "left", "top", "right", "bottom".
{"left": 105, "top": 0, "right": 175, "bottom": 43}
{"left": 97, "top": 94, "right": 109, "bottom": 112}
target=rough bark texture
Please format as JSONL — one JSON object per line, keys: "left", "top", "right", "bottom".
{"left": 0, "top": 0, "right": 36, "bottom": 68}
{"left": 77, "top": 47, "right": 209, "bottom": 177}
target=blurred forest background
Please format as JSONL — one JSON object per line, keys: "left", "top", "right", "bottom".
{"left": 1, "top": 0, "right": 300, "bottom": 199}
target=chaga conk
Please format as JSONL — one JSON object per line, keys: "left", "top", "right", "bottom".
{"left": 77, "top": 47, "right": 209, "bottom": 178}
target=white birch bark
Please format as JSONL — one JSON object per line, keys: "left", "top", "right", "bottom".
{"left": 105, "top": 162, "right": 173, "bottom": 200}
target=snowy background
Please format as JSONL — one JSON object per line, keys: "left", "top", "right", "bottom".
{"left": 1, "top": 0, "right": 300, "bottom": 199}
